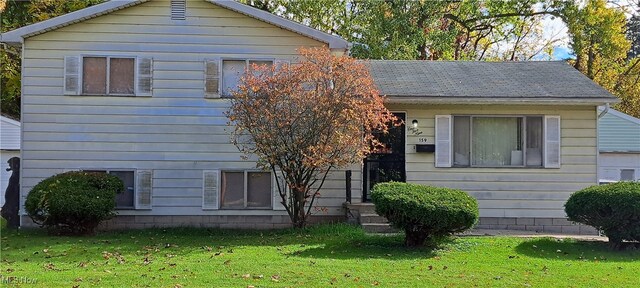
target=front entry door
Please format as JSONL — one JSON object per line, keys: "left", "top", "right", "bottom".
{"left": 363, "top": 113, "right": 406, "bottom": 201}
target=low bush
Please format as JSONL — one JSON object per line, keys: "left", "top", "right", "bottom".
{"left": 565, "top": 181, "right": 640, "bottom": 247}
{"left": 371, "top": 182, "right": 479, "bottom": 247}
{"left": 25, "top": 171, "right": 123, "bottom": 235}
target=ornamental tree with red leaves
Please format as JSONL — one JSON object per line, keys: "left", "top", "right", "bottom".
{"left": 227, "top": 47, "right": 395, "bottom": 228}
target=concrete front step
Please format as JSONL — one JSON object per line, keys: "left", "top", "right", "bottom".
{"left": 359, "top": 213, "right": 389, "bottom": 224}
{"left": 346, "top": 203, "right": 377, "bottom": 214}
{"left": 362, "top": 223, "right": 398, "bottom": 233}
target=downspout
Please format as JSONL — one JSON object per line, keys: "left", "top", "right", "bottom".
{"left": 596, "top": 103, "right": 610, "bottom": 187}
{"left": 598, "top": 103, "right": 610, "bottom": 119}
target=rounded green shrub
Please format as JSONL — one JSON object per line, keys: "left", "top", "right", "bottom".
{"left": 25, "top": 171, "right": 123, "bottom": 235}
{"left": 565, "top": 181, "right": 640, "bottom": 247}
{"left": 371, "top": 182, "right": 479, "bottom": 247}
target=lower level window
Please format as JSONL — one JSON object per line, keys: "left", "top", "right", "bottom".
{"left": 220, "top": 171, "right": 272, "bottom": 209}
{"left": 620, "top": 169, "right": 636, "bottom": 181}
{"left": 453, "top": 116, "right": 543, "bottom": 167}
{"left": 84, "top": 170, "right": 135, "bottom": 209}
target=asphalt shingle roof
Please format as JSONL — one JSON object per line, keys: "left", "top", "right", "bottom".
{"left": 367, "top": 60, "right": 617, "bottom": 100}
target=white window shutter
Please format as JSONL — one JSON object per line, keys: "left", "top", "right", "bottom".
{"left": 136, "top": 170, "right": 153, "bottom": 209}
{"left": 204, "top": 59, "right": 221, "bottom": 98}
{"left": 202, "top": 170, "right": 220, "bottom": 210}
{"left": 544, "top": 115, "right": 561, "bottom": 168}
{"left": 64, "top": 56, "right": 80, "bottom": 95}
{"left": 272, "top": 171, "right": 288, "bottom": 211}
{"left": 435, "top": 115, "right": 453, "bottom": 167}
{"left": 136, "top": 57, "right": 153, "bottom": 96}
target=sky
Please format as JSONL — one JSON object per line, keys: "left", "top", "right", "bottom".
{"left": 540, "top": 0, "right": 638, "bottom": 60}
{"left": 541, "top": 15, "right": 573, "bottom": 60}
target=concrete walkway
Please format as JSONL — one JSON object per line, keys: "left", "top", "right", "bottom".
{"left": 460, "top": 229, "right": 608, "bottom": 241}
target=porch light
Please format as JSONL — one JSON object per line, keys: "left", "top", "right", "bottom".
{"left": 412, "top": 119, "right": 418, "bottom": 128}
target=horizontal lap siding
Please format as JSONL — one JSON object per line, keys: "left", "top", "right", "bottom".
{"left": 1, "top": 119, "right": 21, "bottom": 150}
{"left": 598, "top": 112, "right": 640, "bottom": 152}
{"left": 391, "top": 104, "right": 597, "bottom": 218}
{"left": 599, "top": 153, "right": 640, "bottom": 181}
{"left": 20, "top": 0, "right": 357, "bottom": 217}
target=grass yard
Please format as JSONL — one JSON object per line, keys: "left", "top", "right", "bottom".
{"left": 1, "top": 224, "right": 639, "bottom": 287}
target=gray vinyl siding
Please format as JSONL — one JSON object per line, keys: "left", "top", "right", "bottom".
{"left": 20, "top": 0, "right": 358, "bottom": 217}
{"left": 0, "top": 117, "right": 20, "bottom": 150}
{"left": 598, "top": 111, "right": 640, "bottom": 152}
{"left": 390, "top": 104, "right": 598, "bottom": 218}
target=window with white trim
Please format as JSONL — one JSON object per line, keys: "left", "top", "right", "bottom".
{"left": 452, "top": 116, "right": 543, "bottom": 167}
{"left": 220, "top": 171, "right": 272, "bottom": 209}
{"left": 83, "top": 170, "right": 135, "bottom": 209}
{"left": 221, "top": 59, "right": 273, "bottom": 96}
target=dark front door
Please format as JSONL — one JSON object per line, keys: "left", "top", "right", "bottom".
{"left": 363, "top": 113, "right": 406, "bottom": 201}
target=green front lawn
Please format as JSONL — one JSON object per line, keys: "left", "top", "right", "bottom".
{"left": 1, "top": 224, "right": 638, "bottom": 287}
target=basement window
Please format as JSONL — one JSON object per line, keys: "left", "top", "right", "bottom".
{"left": 220, "top": 171, "right": 272, "bottom": 209}
{"left": 83, "top": 170, "right": 135, "bottom": 209}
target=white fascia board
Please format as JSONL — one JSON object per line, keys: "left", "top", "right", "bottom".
{"left": 209, "top": 0, "right": 349, "bottom": 50}
{"left": 0, "top": 0, "right": 149, "bottom": 44}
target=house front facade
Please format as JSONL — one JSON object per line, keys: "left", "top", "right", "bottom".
{"left": 1, "top": 0, "right": 618, "bottom": 234}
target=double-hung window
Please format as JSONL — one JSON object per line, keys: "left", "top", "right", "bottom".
{"left": 220, "top": 171, "right": 272, "bottom": 209}
{"left": 452, "top": 116, "right": 543, "bottom": 167}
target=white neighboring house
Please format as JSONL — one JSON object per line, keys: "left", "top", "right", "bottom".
{"left": 1, "top": 115, "right": 21, "bottom": 206}
{"left": 598, "top": 108, "right": 640, "bottom": 182}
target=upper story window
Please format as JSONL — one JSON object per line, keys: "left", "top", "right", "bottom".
{"left": 64, "top": 56, "right": 152, "bottom": 97}
{"left": 83, "top": 57, "right": 135, "bottom": 95}
{"left": 452, "top": 116, "right": 543, "bottom": 168}
{"left": 205, "top": 58, "right": 287, "bottom": 99}
{"left": 221, "top": 59, "right": 273, "bottom": 96}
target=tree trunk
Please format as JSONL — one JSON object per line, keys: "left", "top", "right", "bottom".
{"left": 587, "top": 36, "right": 595, "bottom": 79}
{"left": 574, "top": 54, "right": 583, "bottom": 71}
{"left": 290, "top": 188, "right": 308, "bottom": 228}
{"left": 404, "top": 228, "right": 429, "bottom": 247}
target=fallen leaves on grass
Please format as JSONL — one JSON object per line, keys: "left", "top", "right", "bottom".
{"left": 43, "top": 262, "right": 59, "bottom": 271}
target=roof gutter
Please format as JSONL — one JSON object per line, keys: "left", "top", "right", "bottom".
{"left": 384, "top": 96, "right": 620, "bottom": 106}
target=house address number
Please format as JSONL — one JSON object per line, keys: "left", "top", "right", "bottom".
{"left": 417, "top": 137, "right": 429, "bottom": 143}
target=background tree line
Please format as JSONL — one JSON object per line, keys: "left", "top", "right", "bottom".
{"left": 1, "top": 0, "right": 639, "bottom": 118}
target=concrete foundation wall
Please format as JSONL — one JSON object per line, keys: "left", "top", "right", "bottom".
{"left": 476, "top": 217, "right": 599, "bottom": 235}
{"left": 20, "top": 215, "right": 346, "bottom": 231}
